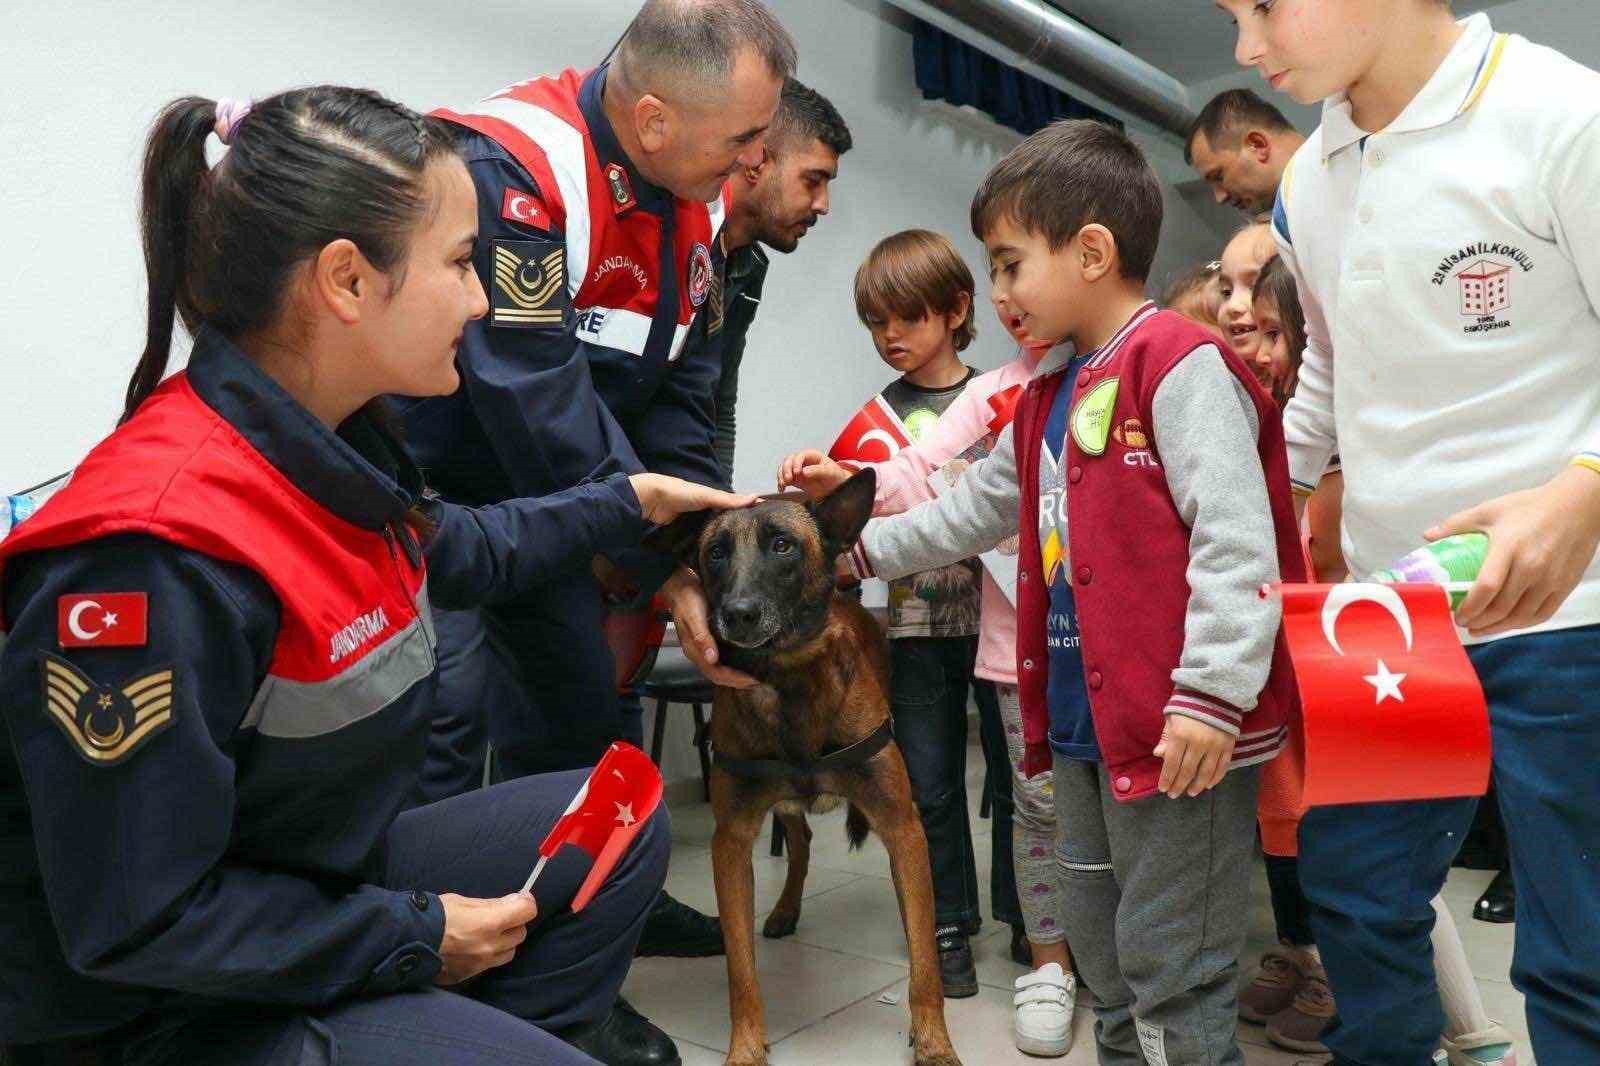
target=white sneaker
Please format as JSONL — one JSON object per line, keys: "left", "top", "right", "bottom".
{"left": 1014, "top": 962, "right": 1075, "bottom": 1057}
{"left": 1441, "top": 1023, "right": 1519, "bottom": 1066}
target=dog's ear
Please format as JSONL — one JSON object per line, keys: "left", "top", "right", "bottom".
{"left": 642, "top": 509, "right": 714, "bottom": 568}
{"left": 809, "top": 467, "right": 876, "bottom": 554}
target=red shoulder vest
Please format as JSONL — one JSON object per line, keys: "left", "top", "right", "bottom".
{"left": 0, "top": 375, "right": 433, "bottom": 731}
{"left": 434, "top": 69, "right": 729, "bottom": 362}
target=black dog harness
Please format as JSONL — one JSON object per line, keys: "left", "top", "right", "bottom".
{"left": 713, "top": 719, "right": 895, "bottom": 782}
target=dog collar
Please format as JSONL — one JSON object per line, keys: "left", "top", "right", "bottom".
{"left": 713, "top": 718, "right": 894, "bottom": 782}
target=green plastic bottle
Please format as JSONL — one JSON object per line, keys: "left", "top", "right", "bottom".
{"left": 1371, "top": 532, "right": 1489, "bottom": 611}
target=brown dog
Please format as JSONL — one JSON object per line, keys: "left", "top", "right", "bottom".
{"left": 652, "top": 470, "right": 961, "bottom": 1066}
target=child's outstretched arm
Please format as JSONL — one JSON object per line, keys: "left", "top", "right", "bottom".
{"left": 778, "top": 380, "right": 996, "bottom": 515}
{"left": 1151, "top": 346, "right": 1283, "bottom": 798}
{"left": 848, "top": 421, "right": 1022, "bottom": 582}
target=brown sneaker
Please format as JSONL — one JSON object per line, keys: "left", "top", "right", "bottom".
{"left": 1239, "top": 946, "right": 1302, "bottom": 1023}
{"left": 1267, "top": 961, "right": 1335, "bottom": 1054}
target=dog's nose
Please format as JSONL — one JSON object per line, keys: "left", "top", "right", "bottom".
{"left": 719, "top": 597, "right": 762, "bottom": 632}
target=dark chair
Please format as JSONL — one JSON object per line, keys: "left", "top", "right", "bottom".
{"left": 640, "top": 645, "right": 715, "bottom": 801}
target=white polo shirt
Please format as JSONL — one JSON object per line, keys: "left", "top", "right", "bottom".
{"left": 1275, "top": 12, "right": 1600, "bottom": 639}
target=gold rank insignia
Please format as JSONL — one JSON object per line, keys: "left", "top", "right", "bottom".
{"left": 491, "top": 240, "right": 566, "bottom": 329}
{"left": 41, "top": 654, "right": 175, "bottom": 767}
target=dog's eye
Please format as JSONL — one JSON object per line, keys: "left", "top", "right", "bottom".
{"left": 771, "top": 535, "right": 793, "bottom": 554}
{"left": 707, "top": 544, "right": 727, "bottom": 562}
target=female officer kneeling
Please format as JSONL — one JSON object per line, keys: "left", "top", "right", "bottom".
{"left": 0, "top": 87, "right": 748, "bottom": 1066}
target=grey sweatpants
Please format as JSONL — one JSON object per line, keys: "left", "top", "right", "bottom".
{"left": 1052, "top": 754, "right": 1260, "bottom": 1066}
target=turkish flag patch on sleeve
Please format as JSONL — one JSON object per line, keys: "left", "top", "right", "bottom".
{"left": 58, "top": 593, "right": 148, "bottom": 648}
{"left": 501, "top": 188, "right": 551, "bottom": 232}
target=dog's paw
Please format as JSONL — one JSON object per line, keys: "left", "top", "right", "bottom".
{"left": 723, "top": 1046, "right": 769, "bottom": 1066}
{"left": 912, "top": 1048, "right": 962, "bottom": 1066}
{"left": 761, "top": 909, "right": 799, "bottom": 939}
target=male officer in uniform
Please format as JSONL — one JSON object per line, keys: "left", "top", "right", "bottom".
{"left": 700, "top": 77, "right": 852, "bottom": 483}
{"left": 403, "top": 0, "right": 795, "bottom": 959}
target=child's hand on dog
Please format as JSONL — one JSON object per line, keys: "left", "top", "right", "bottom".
{"left": 777, "top": 449, "right": 852, "bottom": 498}
{"left": 1153, "top": 715, "right": 1236, "bottom": 799}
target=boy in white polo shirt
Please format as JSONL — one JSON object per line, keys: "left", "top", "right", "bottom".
{"left": 1218, "top": 1, "right": 1600, "bottom": 1063}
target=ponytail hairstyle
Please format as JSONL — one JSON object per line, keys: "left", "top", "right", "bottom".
{"left": 126, "top": 86, "right": 459, "bottom": 423}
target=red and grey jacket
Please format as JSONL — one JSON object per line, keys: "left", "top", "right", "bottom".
{"left": 0, "top": 329, "right": 644, "bottom": 1042}
{"left": 1013, "top": 311, "right": 1307, "bottom": 797}
{"left": 404, "top": 64, "right": 730, "bottom": 538}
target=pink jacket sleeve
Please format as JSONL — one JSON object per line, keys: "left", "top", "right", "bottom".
{"left": 845, "top": 374, "right": 999, "bottom": 517}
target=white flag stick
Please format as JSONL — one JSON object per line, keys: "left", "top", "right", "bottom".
{"left": 520, "top": 855, "right": 548, "bottom": 895}
{"left": 1260, "top": 581, "right": 1474, "bottom": 599}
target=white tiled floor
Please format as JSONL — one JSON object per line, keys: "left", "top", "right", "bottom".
{"left": 625, "top": 733, "right": 1533, "bottom": 1066}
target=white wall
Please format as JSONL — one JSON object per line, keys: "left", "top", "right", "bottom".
{"left": 0, "top": 0, "right": 1387, "bottom": 786}
{"left": 2, "top": 0, "right": 1262, "bottom": 497}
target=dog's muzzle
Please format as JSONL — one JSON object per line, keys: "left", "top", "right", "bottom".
{"left": 716, "top": 597, "right": 779, "bottom": 649}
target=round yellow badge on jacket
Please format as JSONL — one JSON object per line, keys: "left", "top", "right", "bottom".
{"left": 1070, "top": 378, "right": 1119, "bottom": 456}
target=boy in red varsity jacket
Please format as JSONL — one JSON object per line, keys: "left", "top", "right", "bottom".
{"left": 847, "top": 120, "right": 1306, "bottom": 1065}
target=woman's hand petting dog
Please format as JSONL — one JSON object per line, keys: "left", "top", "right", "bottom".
{"left": 434, "top": 892, "right": 539, "bottom": 986}
{"left": 776, "top": 449, "right": 853, "bottom": 498}
{"left": 662, "top": 568, "right": 760, "bottom": 689}
{"left": 628, "top": 474, "right": 757, "bottom": 527}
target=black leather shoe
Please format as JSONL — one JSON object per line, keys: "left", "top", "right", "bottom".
{"left": 561, "top": 998, "right": 681, "bottom": 1066}
{"left": 936, "top": 923, "right": 979, "bottom": 998}
{"left": 1009, "top": 923, "right": 1031, "bottom": 967}
{"left": 1474, "top": 866, "right": 1515, "bottom": 924}
{"left": 635, "top": 891, "right": 725, "bottom": 958}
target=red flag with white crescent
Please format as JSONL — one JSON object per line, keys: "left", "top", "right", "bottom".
{"left": 827, "top": 395, "right": 912, "bottom": 464}
{"left": 527, "top": 742, "right": 663, "bottom": 911}
{"left": 1279, "top": 582, "right": 1490, "bottom": 806}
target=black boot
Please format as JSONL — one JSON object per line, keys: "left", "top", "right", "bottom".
{"left": 1009, "top": 923, "right": 1031, "bottom": 967}
{"left": 634, "top": 890, "right": 725, "bottom": 958}
{"left": 1474, "top": 865, "right": 1515, "bottom": 924}
{"left": 936, "top": 923, "right": 978, "bottom": 998}
{"left": 560, "top": 998, "right": 681, "bottom": 1066}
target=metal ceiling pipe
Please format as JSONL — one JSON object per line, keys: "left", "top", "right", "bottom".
{"left": 882, "top": 0, "right": 1198, "bottom": 139}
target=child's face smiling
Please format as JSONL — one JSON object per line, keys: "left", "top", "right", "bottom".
{"left": 1217, "top": 226, "right": 1277, "bottom": 362}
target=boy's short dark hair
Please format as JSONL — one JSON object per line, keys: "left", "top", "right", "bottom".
{"left": 1184, "top": 89, "right": 1295, "bottom": 165}
{"left": 854, "top": 229, "right": 977, "bottom": 352}
{"left": 970, "top": 118, "right": 1163, "bottom": 282}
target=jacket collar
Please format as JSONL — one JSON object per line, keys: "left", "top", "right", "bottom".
{"left": 1320, "top": 14, "right": 1502, "bottom": 161}
{"left": 186, "top": 328, "right": 423, "bottom": 533}
{"left": 579, "top": 64, "right": 672, "bottom": 215}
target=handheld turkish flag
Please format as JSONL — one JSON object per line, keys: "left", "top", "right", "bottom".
{"left": 827, "top": 396, "right": 912, "bottom": 464}
{"left": 521, "top": 742, "right": 663, "bottom": 911}
{"left": 986, "top": 384, "right": 1024, "bottom": 435}
{"left": 1279, "top": 582, "right": 1490, "bottom": 807}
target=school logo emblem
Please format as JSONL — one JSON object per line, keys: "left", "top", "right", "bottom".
{"left": 688, "top": 242, "right": 712, "bottom": 310}
{"left": 1432, "top": 241, "right": 1532, "bottom": 336}
{"left": 40, "top": 654, "right": 175, "bottom": 767}
{"left": 491, "top": 240, "right": 566, "bottom": 329}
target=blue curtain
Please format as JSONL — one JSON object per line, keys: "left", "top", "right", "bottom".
{"left": 912, "top": 20, "right": 1122, "bottom": 136}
